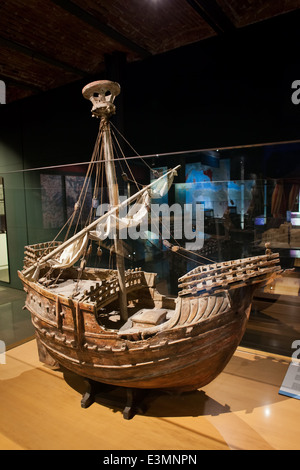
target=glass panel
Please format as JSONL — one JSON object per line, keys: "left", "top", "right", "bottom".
{"left": 0, "top": 177, "right": 10, "bottom": 282}
{"left": 11, "top": 139, "right": 300, "bottom": 357}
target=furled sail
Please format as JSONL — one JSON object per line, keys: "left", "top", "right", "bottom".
{"left": 49, "top": 233, "right": 89, "bottom": 269}
{"left": 95, "top": 191, "right": 150, "bottom": 240}
{"left": 22, "top": 165, "right": 180, "bottom": 280}
{"left": 93, "top": 168, "right": 177, "bottom": 240}
{"left": 150, "top": 168, "right": 177, "bottom": 199}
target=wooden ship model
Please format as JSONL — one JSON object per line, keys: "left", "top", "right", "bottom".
{"left": 18, "top": 80, "right": 283, "bottom": 417}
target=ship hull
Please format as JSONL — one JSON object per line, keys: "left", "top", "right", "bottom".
{"left": 19, "top": 269, "right": 253, "bottom": 392}
{"left": 35, "top": 306, "right": 250, "bottom": 391}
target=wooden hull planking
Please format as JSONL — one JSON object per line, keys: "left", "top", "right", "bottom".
{"left": 18, "top": 249, "right": 282, "bottom": 391}
{"left": 19, "top": 268, "right": 255, "bottom": 391}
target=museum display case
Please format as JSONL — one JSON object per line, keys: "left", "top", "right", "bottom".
{"left": 1, "top": 137, "right": 300, "bottom": 359}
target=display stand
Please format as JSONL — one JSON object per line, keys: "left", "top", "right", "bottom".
{"left": 80, "top": 378, "right": 149, "bottom": 420}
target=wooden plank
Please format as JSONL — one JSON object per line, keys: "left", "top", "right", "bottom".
{"left": 179, "top": 253, "right": 280, "bottom": 283}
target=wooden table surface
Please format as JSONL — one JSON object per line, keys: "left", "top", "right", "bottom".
{"left": 0, "top": 339, "right": 299, "bottom": 450}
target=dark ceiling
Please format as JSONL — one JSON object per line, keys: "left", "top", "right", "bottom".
{"left": 1, "top": 0, "right": 300, "bottom": 104}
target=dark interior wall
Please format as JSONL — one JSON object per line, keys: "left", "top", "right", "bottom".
{"left": 0, "top": 105, "right": 27, "bottom": 288}
{"left": 1, "top": 10, "right": 300, "bottom": 288}
{"left": 122, "top": 10, "right": 300, "bottom": 155}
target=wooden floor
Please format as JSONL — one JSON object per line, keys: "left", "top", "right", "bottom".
{"left": 0, "top": 339, "right": 300, "bottom": 450}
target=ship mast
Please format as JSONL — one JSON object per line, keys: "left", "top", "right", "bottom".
{"left": 82, "top": 80, "right": 128, "bottom": 322}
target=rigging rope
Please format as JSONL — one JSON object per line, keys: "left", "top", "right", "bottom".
{"left": 38, "top": 119, "right": 216, "bottom": 282}
{"left": 110, "top": 121, "right": 153, "bottom": 172}
{"left": 110, "top": 123, "right": 216, "bottom": 266}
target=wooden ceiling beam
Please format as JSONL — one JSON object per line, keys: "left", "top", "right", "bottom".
{"left": 0, "top": 36, "right": 87, "bottom": 77}
{"left": 51, "top": 0, "right": 151, "bottom": 59}
{"left": 186, "top": 0, "right": 235, "bottom": 34}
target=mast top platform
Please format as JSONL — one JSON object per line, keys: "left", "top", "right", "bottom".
{"left": 82, "top": 80, "right": 120, "bottom": 118}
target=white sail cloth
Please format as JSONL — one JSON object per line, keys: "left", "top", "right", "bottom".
{"left": 42, "top": 168, "right": 177, "bottom": 269}
{"left": 95, "top": 168, "right": 177, "bottom": 240}
{"left": 95, "top": 191, "right": 150, "bottom": 240}
{"left": 149, "top": 168, "right": 176, "bottom": 199}
{"left": 49, "top": 233, "right": 89, "bottom": 269}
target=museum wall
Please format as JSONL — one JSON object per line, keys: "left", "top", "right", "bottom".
{"left": 122, "top": 10, "right": 300, "bottom": 155}
{"left": 0, "top": 10, "right": 300, "bottom": 289}
{"left": 0, "top": 106, "right": 27, "bottom": 288}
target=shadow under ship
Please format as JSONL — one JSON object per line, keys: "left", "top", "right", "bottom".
{"left": 18, "top": 80, "right": 283, "bottom": 395}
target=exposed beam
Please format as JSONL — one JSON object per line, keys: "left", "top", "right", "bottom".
{"left": 186, "top": 0, "right": 235, "bottom": 34}
{"left": 51, "top": 0, "right": 151, "bottom": 59}
{"left": 0, "top": 36, "right": 87, "bottom": 77}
